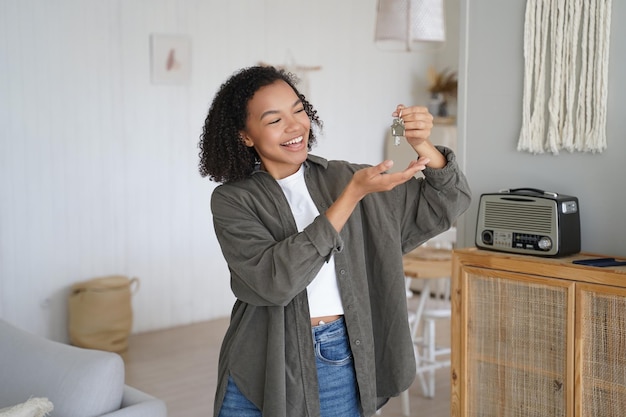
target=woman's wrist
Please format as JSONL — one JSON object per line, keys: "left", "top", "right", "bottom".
{"left": 412, "top": 140, "right": 446, "bottom": 169}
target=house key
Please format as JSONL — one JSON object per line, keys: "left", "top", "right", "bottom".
{"left": 391, "top": 110, "right": 405, "bottom": 146}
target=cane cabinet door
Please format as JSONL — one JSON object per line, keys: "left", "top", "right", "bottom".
{"left": 576, "top": 283, "right": 626, "bottom": 417}
{"left": 459, "top": 266, "right": 575, "bottom": 417}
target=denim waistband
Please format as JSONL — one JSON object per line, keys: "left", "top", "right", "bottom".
{"left": 311, "top": 316, "right": 346, "bottom": 343}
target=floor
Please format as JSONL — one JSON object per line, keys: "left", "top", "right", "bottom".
{"left": 122, "top": 309, "right": 451, "bottom": 417}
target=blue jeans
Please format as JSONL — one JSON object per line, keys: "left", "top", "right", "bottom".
{"left": 218, "top": 317, "right": 361, "bottom": 417}
{"left": 218, "top": 375, "right": 261, "bottom": 417}
{"left": 313, "top": 317, "right": 361, "bottom": 417}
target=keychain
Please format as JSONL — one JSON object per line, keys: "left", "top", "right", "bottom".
{"left": 391, "top": 109, "right": 405, "bottom": 146}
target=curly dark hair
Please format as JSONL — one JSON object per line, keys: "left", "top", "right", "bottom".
{"left": 198, "top": 66, "right": 323, "bottom": 183}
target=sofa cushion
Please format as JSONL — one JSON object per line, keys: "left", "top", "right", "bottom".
{"left": 0, "top": 397, "right": 53, "bottom": 417}
{"left": 0, "top": 320, "right": 124, "bottom": 417}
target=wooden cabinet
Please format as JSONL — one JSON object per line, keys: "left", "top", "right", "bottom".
{"left": 451, "top": 248, "right": 626, "bottom": 417}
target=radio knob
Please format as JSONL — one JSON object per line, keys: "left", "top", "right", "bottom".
{"left": 538, "top": 237, "right": 552, "bottom": 251}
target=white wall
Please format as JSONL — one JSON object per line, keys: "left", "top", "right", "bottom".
{"left": 457, "top": 1, "right": 626, "bottom": 257}
{"left": 0, "top": 0, "right": 459, "bottom": 340}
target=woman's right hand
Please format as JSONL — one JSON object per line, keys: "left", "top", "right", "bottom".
{"left": 324, "top": 158, "right": 428, "bottom": 233}
{"left": 347, "top": 158, "right": 429, "bottom": 200}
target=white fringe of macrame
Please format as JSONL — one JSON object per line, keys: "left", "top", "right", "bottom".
{"left": 518, "top": 0, "right": 612, "bottom": 154}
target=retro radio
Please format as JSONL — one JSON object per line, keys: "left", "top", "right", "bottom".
{"left": 475, "top": 188, "right": 580, "bottom": 257}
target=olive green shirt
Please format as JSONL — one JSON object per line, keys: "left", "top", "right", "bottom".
{"left": 211, "top": 147, "right": 471, "bottom": 417}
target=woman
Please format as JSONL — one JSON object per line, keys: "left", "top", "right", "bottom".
{"left": 199, "top": 65, "right": 471, "bottom": 417}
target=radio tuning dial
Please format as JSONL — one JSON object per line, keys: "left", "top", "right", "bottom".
{"left": 538, "top": 237, "right": 553, "bottom": 251}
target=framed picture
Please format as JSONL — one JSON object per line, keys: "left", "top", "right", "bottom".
{"left": 150, "top": 34, "right": 191, "bottom": 85}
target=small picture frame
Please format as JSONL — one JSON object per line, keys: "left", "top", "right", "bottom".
{"left": 150, "top": 34, "right": 191, "bottom": 85}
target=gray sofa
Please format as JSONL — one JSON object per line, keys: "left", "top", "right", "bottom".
{"left": 0, "top": 319, "right": 167, "bottom": 417}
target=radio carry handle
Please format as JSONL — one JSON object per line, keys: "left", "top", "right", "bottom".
{"left": 499, "top": 187, "right": 558, "bottom": 198}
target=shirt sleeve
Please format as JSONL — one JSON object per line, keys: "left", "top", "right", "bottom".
{"left": 211, "top": 183, "right": 344, "bottom": 307}
{"left": 398, "top": 146, "right": 472, "bottom": 252}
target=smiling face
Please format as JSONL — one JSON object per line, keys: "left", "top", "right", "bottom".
{"left": 240, "top": 80, "right": 311, "bottom": 180}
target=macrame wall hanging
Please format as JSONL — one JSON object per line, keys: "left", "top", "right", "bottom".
{"left": 259, "top": 51, "right": 321, "bottom": 98}
{"left": 517, "top": 0, "right": 613, "bottom": 155}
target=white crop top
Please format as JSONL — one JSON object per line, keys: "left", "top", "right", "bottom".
{"left": 276, "top": 165, "right": 344, "bottom": 318}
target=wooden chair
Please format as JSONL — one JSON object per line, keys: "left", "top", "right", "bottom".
{"left": 398, "top": 228, "right": 455, "bottom": 415}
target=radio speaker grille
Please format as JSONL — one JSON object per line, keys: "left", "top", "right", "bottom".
{"left": 483, "top": 201, "right": 553, "bottom": 234}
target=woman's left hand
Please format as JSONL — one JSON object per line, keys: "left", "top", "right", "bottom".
{"left": 392, "top": 105, "right": 433, "bottom": 148}
{"left": 392, "top": 104, "right": 446, "bottom": 169}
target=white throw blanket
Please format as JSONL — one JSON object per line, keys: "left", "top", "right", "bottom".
{"left": 0, "top": 398, "right": 53, "bottom": 417}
